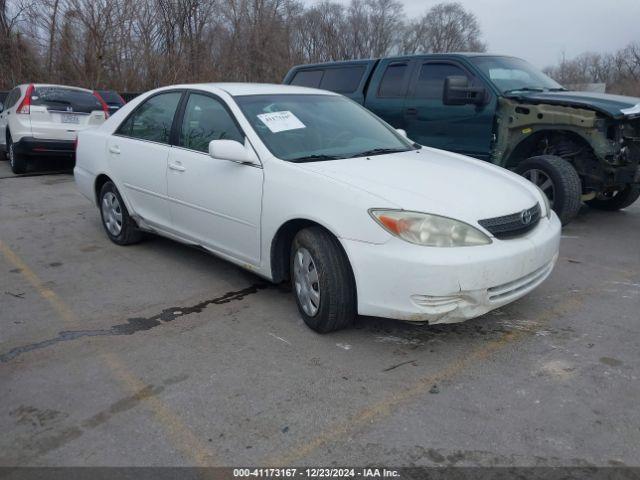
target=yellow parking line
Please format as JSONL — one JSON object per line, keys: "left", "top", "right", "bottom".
{"left": 0, "top": 239, "right": 216, "bottom": 466}
{"left": 265, "top": 291, "right": 589, "bottom": 466}
{"left": 0, "top": 241, "right": 77, "bottom": 326}
{"left": 102, "top": 353, "right": 216, "bottom": 466}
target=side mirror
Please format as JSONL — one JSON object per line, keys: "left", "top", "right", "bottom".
{"left": 443, "top": 75, "right": 486, "bottom": 106}
{"left": 208, "top": 139, "right": 259, "bottom": 165}
{"left": 396, "top": 128, "right": 408, "bottom": 138}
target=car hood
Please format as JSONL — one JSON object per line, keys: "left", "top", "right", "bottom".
{"left": 298, "top": 148, "right": 541, "bottom": 226}
{"left": 508, "top": 91, "right": 640, "bottom": 120}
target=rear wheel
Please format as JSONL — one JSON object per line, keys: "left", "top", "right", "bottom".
{"left": 586, "top": 184, "right": 640, "bottom": 211}
{"left": 290, "top": 226, "right": 356, "bottom": 333}
{"left": 99, "top": 181, "right": 143, "bottom": 245}
{"left": 8, "top": 136, "right": 27, "bottom": 174}
{"left": 516, "top": 155, "right": 582, "bottom": 225}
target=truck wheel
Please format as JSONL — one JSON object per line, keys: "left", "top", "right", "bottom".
{"left": 586, "top": 184, "right": 640, "bottom": 211}
{"left": 290, "top": 226, "right": 356, "bottom": 333}
{"left": 8, "top": 137, "right": 27, "bottom": 174}
{"left": 516, "top": 155, "right": 582, "bottom": 225}
{"left": 99, "top": 181, "right": 144, "bottom": 245}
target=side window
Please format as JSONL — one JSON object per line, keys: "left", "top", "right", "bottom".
{"left": 320, "top": 67, "right": 365, "bottom": 93}
{"left": 179, "top": 93, "right": 244, "bottom": 153}
{"left": 414, "top": 63, "right": 469, "bottom": 99}
{"left": 6, "top": 88, "right": 19, "bottom": 109}
{"left": 378, "top": 63, "right": 409, "bottom": 97}
{"left": 291, "top": 70, "right": 323, "bottom": 88}
{"left": 117, "top": 92, "right": 182, "bottom": 144}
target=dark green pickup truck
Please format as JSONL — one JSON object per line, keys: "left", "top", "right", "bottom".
{"left": 284, "top": 54, "right": 640, "bottom": 224}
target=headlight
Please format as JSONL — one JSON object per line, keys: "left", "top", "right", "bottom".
{"left": 369, "top": 209, "right": 492, "bottom": 247}
{"left": 534, "top": 185, "right": 552, "bottom": 219}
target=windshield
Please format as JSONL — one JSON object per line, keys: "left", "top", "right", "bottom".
{"left": 235, "top": 94, "right": 415, "bottom": 162}
{"left": 471, "top": 56, "right": 564, "bottom": 94}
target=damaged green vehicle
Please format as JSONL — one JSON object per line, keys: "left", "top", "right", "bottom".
{"left": 284, "top": 54, "right": 640, "bottom": 224}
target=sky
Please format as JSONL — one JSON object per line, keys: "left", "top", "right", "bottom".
{"left": 310, "top": 0, "right": 640, "bottom": 68}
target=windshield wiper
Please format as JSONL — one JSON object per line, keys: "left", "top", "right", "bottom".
{"left": 349, "top": 147, "right": 411, "bottom": 158}
{"left": 503, "top": 87, "right": 546, "bottom": 94}
{"left": 289, "top": 154, "right": 342, "bottom": 163}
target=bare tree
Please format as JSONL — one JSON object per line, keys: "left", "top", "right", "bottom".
{"left": 403, "top": 1, "right": 485, "bottom": 54}
{"left": 544, "top": 42, "right": 640, "bottom": 96}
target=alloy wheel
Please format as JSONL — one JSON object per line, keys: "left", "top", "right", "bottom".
{"left": 523, "top": 168, "right": 555, "bottom": 208}
{"left": 8, "top": 143, "right": 14, "bottom": 168}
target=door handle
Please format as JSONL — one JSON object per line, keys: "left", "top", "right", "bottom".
{"left": 109, "top": 145, "right": 121, "bottom": 155}
{"left": 168, "top": 163, "right": 185, "bottom": 172}
{"left": 405, "top": 107, "right": 418, "bottom": 116}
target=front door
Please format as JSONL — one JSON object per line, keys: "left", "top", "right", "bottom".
{"left": 403, "top": 60, "right": 496, "bottom": 160}
{"left": 167, "top": 92, "right": 263, "bottom": 264}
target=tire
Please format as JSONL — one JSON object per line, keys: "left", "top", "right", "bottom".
{"left": 8, "top": 136, "right": 27, "bottom": 174}
{"left": 516, "top": 155, "right": 582, "bottom": 226}
{"left": 290, "top": 226, "right": 356, "bottom": 333}
{"left": 586, "top": 184, "right": 640, "bottom": 211}
{"left": 99, "top": 181, "right": 144, "bottom": 245}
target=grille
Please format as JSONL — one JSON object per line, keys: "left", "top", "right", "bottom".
{"left": 478, "top": 204, "right": 541, "bottom": 239}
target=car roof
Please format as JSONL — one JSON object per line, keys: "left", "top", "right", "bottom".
{"left": 289, "top": 53, "right": 519, "bottom": 69}
{"left": 156, "top": 82, "right": 338, "bottom": 97}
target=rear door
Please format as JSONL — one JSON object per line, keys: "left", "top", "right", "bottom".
{"left": 364, "top": 57, "right": 417, "bottom": 130}
{"left": 107, "top": 90, "right": 183, "bottom": 229}
{"left": 29, "top": 86, "right": 106, "bottom": 140}
{"left": 403, "top": 59, "right": 496, "bottom": 159}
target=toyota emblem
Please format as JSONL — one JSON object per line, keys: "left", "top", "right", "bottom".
{"left": 521, "top": 209, "right": 532, "bottom": 225}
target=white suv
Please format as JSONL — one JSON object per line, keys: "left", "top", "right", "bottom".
{"left": 0, "top": 84, "right": 108, "bottom": 174}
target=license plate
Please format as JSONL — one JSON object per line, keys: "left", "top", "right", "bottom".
{"left": 61, "top": 114, "right": 79, "bottom": 124}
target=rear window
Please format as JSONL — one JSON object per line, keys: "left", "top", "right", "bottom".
{"left": 378, "top": 63, "right": 409, "bottom": 97}
{"left": 320, "top": 67, "right": 365, "bottom": 94}
{"left": 97, "top": 90, "right": 125, "bottom": 105}
{"left": 291, "top": 70, "right": 323, "bottom": 88}
{"left": 32, "top": 87, "right": 102, "bottom": 114}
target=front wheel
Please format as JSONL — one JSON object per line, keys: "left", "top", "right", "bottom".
{"left": 516, "top": 155, "right": 582, "bottom": 225}
{"left": 290, "top": 227, "right": 356, "bottom": 333}
{"left": 586, "top": 184, "right": 640, "bottom": 211}
{"left": 99, "top": 181, "right": 144, "bottom": 245}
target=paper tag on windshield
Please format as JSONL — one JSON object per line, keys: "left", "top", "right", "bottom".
{"left": 257, "top": 111, "right": 305, "bottom": 133}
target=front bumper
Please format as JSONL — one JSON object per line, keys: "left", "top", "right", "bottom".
{"left": 342, "top": 213, "right": 561, "bottom": 324}
{"left": 14, "top": 137, "right": 75, "bottom": 158}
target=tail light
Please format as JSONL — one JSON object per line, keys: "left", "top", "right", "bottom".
{"left": 93, "top": 92, "right": 110, "bottom": 119}
{"left": 16, "top": 84, "right": 35, "bottom": 114}
{"left": 118, "top": 93, "right": 126, "bottom": 105}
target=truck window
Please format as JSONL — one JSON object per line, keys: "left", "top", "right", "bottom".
{"left": 378, "top": 63, "right": 409, "bottom": 97}
{"left": 320, "top": 67, "right": 365, "bottom": 93}
{"left": 291, "top": 70, "right": 323, "bottom": 88}
{"left": 414, "top": 63, "right": 469, "bottom": 99}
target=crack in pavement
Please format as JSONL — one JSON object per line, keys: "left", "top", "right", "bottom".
{"left": 0, "top": 283, "right": 268, "bottom": 363}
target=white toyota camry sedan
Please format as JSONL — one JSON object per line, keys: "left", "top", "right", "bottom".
{"left": 75, "top": 83, "right": 561, "bottom": 333}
